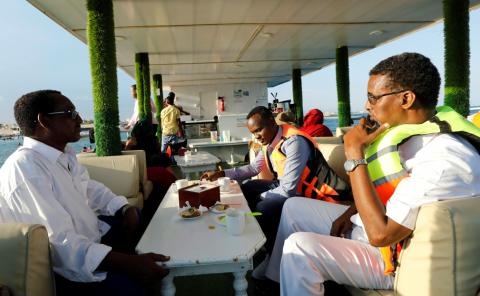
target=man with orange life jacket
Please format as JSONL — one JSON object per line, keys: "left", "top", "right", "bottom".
{"left": 263, "top": 53, "right": 480, "bottom": 295}
{"left": 201, "top": 106, "right": 351, "bottom": 269}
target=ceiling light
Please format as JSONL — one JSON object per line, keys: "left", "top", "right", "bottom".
{"left": 369, "top": 30, "right": 384, "bottom": 36}
{"left": 115, "top": 35, "right": 126, "bottom": 41}
{"left": 260, "top": 32, "right": 274, "bottom": 38}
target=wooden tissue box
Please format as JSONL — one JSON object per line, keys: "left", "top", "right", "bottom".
{"left": 178, "top": 183, "right": 220, "bottom": 208}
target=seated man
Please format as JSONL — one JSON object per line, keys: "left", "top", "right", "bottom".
{"left": 201, "top": 106, "right": 351, "bottom": 261}
{"left": 0, "top": 90, "right": 170, "bottom": 296}
{"left": 264, "top": 53, "right": 480, "bottom": 295}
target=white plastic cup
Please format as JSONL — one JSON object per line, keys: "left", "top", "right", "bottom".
{"left": 222, "top": 130, "right": 231, "bottom": 142}
{"left": 210, "top": 131, "right": 218, "bottom": 142}
{"left": 218, "top": 177, "right": 231, "bottom": 192}
{"left": 175, "top": 179, "right": 188, "bottom": 190}
{"left": 226, "top": 209, "right": 245, "bottom": 236}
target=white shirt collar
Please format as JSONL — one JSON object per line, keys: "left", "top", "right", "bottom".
{"left": 22, "top": 137, "right": 74, "bottom": 164}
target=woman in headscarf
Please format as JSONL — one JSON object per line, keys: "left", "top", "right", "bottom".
{"left": 299, "top": 108, "right": 333, "bottom": 137}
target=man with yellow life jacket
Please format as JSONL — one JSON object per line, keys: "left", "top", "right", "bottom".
{"left": 263, "top": 52, "right": 480, "bottom": 295}
{"left": 201, "top": 106, "right": 351, "bottom": 271}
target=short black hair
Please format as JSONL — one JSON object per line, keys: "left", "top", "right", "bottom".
{"left": 369, "top": 52, "right": 440, "bottom": 109}
{"left": 246, "top": 106, "right": 275, "bottom": 121}
{"left": 131, "top": 84, "right": 136, "bottom": 89}
{"left": 14, "top": 90, "right": 61, "bottom": 136}
{"left": 166, "top": 92, "right": 175, "bottom": 104}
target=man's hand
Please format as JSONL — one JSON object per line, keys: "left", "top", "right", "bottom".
{"left": 127, "top": 253, "right": 170, "bottom": 284}
{"left": 343, "top": 117, "right": 389, "bottom": 160}
{"left": 98, "top": 251, "right": 170, "bottom": 284}
{"left": 200, "top": 170, "right": 225, "bottom": 181}
{"left": 330, "top": 205, "right": 357, "bottom": 238}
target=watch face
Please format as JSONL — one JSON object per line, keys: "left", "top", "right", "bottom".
{"left": 344, "top": 160, "right": 355, "bottom": 172}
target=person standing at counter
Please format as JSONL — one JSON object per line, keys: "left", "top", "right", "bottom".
{"left": 160, "top": 93, "right": 182, "bottom": 153}
{"left": 200, "top": 106, "right": 351, "bottom": 277}
{"left": 125, "top": 84, "right": 158, "bottom": 130}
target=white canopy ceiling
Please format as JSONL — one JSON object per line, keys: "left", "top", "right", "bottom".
{"left": 28, "top": 0, "right": 480, "bottom": 87}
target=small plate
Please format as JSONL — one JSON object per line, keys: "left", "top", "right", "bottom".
{"left": 179, "top": 208, "right": 202, "bottom": 220}
{"left": 210, "top": 204, "right": 231, "bottom": 214}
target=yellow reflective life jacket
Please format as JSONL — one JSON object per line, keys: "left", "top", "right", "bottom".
{"left": 262, "top": 124, "right": 351, "bottom": 202}
{"left": 365, "top": 105, "right": 480, "bottom": 275}
{"left": 473, "top": 111, "right": 480, "bottom": 128}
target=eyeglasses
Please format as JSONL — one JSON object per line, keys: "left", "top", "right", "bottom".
{"left": 46, "top": 110, "right": 80, "bottom": 120}
{"left": 367, "top": 89, "right": 407, "bottom": 105}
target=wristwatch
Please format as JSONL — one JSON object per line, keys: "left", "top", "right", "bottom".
{"left": 344, "top": 159, "right": 368, "bottom": 173}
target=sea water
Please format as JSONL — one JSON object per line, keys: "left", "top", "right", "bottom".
{"left": 0, "top": 132, "right": 129, "bottom": 167}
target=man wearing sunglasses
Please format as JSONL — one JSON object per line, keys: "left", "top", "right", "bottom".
{"left": 0, "top": 90, "right": 169, "bottom": 296}
{"left": 264, "top": 53, "right": 480, "bottom": 295}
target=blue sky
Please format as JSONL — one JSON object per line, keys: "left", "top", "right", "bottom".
{"left": 0, "top": 1, "right": 478, "bottom": 123}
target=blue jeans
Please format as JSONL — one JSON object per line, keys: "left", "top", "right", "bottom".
{"left": 161, "top": 134, "right": 178, "bottom": 153}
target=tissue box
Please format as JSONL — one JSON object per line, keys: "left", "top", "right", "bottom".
{"left": 178, "top": 183, "right": 220, "bottom": 208}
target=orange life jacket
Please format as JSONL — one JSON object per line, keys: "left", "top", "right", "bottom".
{"left": 262, "top": 124, "right": 351, "bottom": 202}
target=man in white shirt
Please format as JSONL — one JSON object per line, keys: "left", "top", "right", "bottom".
{"left": 0, "top": 90, "right": 169, "bottom": 296}
{"left": 264, "top": 53, "right": 480, "bottom": 295}
{"left": 125, "top": 84, "right": 158, "bottom": 130}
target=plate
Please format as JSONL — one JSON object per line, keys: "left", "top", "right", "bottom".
{"left": 210, "top": 204, "right": 231, "bottom": 214}
{"left": 179, "top": 208, "right": 202, "bottom": 220}
{"left": 214, "top": 214, "right": 226, "bottom": 226}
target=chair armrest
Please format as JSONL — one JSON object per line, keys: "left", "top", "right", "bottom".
{"left": 0, "top": 223, "right": 55, "bottom": 296}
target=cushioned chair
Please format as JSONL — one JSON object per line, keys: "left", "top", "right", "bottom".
{"left": 0, "top": 223, "right": 55, "bottom": 296}
{"left": 316, "top": 142, "right": 348, "bottom": 183}
{"left": 313, "top": 136, "right": 343, "bottom": 145}
{"left": 346, "top": 197, "right": 480, "bottom": 296}
{"left": 77, "top": 154, "right": 143, "bottom": 208}
{"left": 121, "top": 150, "right": 153, "bottom": 200}
{"left": 336, "top": 126, "right": 353, "bottom": 137}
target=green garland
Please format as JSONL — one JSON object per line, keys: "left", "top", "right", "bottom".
{"left": 135, "top": 52, "right": 151, "bottom": 121}
{"left": 443, "top": 0, "right": 470, "bottom": 116}
{"left": 292, "top": 68, "right": 304, "bottom": 126}
{"left": 152, "top": 74, "right": 163, "bottom": 138}
{"left": 336, "top": 46, "right": 352, "bottom": 127}
{"left": 86, "top": 0, "right": 121, "bottom": 156}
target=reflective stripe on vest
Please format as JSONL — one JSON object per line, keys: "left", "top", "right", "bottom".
{"left": 365, "top": 105, "right": 480, "bottom": 275}
{"left": 262, "top": 124, "right": 345, "bottom": 202}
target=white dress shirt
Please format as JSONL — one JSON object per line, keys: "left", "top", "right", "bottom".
{"left": 351, "top": 133, "right": 480, "bottom": 230}
{"left": 0, "top": 137, "right": 128, "bottom": 282}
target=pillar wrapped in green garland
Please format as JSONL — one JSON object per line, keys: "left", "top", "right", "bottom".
{"left": 135, "top": 52, "right": 152, "bottom": 122}
{"left": 292, "top": 68, "right": 304, "bottom": 126}
{"left": 86, "top": 0, "right": 121, "bottom": 156}
{"left": 152, "top": 74, "right": 163, "bottom": 138}
{"left": 336, "top": 46, "right": 352, "bottom": 127}
{"left": 443, "top": 0, "right": 470, "bottom": 116}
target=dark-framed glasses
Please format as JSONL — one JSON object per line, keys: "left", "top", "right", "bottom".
{"left": 46, "top": 110, "right": 79, "bottom": 120}
{"left": 367, "top": 89, "right": 407, "bottom": 105}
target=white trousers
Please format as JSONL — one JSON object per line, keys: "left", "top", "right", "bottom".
{"left": 264, "top": 197, "right": 394, "bottom": 296}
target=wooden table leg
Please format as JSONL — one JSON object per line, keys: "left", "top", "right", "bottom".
{"left": 233, "top": 271, "right": 248, "bottom": 296}
{"left": 161, "top": 274, "right": 176, "bottom": 296}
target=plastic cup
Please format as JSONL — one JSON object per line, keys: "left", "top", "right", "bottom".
{"left": 175, "top": 179, "right": 188, "bottom": 190}
{"left": 226, "top": 209, "right": 245, "bottom": 236}
{"left": 218, "top": 177, "right": 231, "bottom": 192}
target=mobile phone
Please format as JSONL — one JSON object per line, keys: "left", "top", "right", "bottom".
{"left": 365, "top": 115, "right": 380, "bottom": 134}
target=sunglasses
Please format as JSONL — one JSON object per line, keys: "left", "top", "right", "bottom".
{"left": 367, "top": 89, "right": 407, "bottom": 105}
{"left": 46, "top": 110, "right": 80, "bottom": 120}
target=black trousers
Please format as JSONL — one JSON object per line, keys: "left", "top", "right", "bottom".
{"left": 240, "top": 179, "right": 288, "bottom": 254}
{"left": 54, "top": 215, "right": 146, "bottom": 296}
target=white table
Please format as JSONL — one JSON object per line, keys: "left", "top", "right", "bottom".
{"left": 173, "top": 151, "right": 221, "bottom": 179}
{"left": 188, "top": 139, "right": 249, "bottom": 163}
{"left": 136, "top": 181, "right": 266, "bottom": 296}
